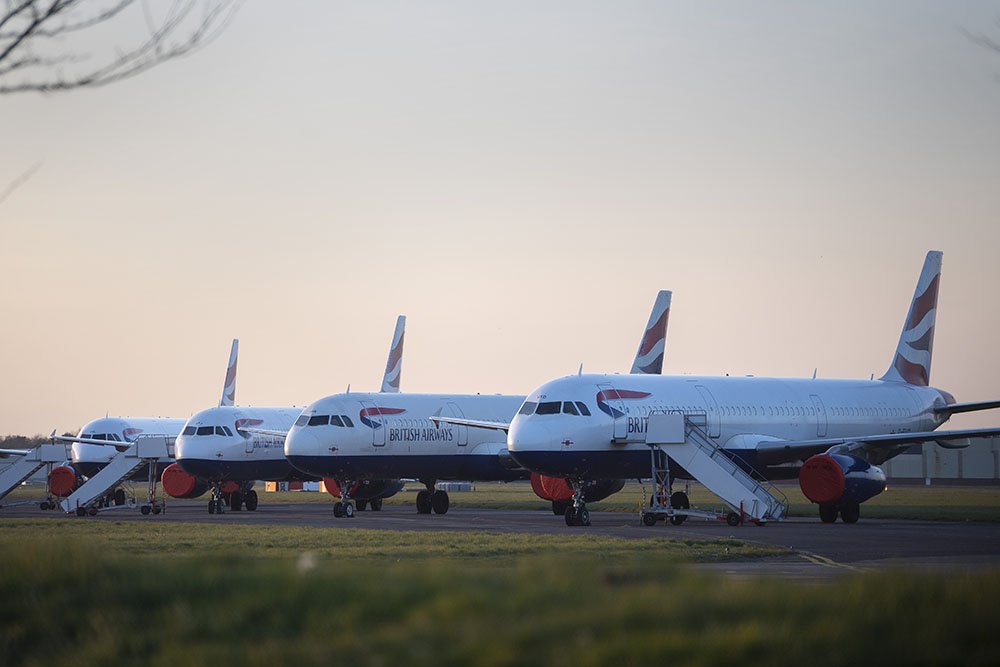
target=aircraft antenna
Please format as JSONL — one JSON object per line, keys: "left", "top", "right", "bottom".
{"left": 578, "top": 363, "right": 583, "bottom": 376}
{"left": 346, "top": 384, "right": 351, "bottom": 394}
{"left": 812, "top": 368, "right": 817, "bottom": 379}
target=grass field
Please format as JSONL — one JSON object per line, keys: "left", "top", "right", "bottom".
{"left": 8, "top": 480, "right": 1000, "bottom": 521}
{"left": 1, "top": 523, "right": 998, "bottom": 666}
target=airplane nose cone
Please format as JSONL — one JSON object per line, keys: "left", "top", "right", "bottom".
{"left": 284, "top": 427, "right": 320, "bottom": 458}
{"left": 508, "top": 420, "right": 553, "bottom": 455}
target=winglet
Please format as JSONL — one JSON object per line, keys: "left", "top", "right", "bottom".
{"left": 219, "top": 339, "right": 239, "bottom": 407}
{"left": 881, "top": 251, "right": 942, "bottom": 386}
{"left": 630, "top": 290, "right": 671, "bottom": 374}
{"left": 380, "top": 315, "right": 406, "bottom": 393}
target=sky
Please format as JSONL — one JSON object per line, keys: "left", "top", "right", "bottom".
{"left": 1, "top": 1, "right": 999, "bottom": 435}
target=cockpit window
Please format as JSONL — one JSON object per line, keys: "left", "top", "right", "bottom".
{"left": 330, "top": 415, "right": 344, "bottom": 427}
{"left": 214, "top": 426, "right": 228, "bottom": 436}
{"left": 518, "top": 402, "right": 537, "bottom": 416}
{"left": 222, "top": 426, "right": 233, "bottom": 436}
{"left": 562, "top": 401, "right": 579, "bottom": 416}
{"left": 536, "top": 401, "right": 561, "bottom": 415}
{"left": 182, "top": 426, "right": 195, "bottom": 436}
{"left": 342, "top": 415, "right": 354, "bottom": 428}
{"left": 308, "top": 415, "right": 329, "bottom": 427}
{"left": 196, "top": 426, "right": 214, "bottom": 436}
{"left": 575, "top": 402, "right": 591, "bottom": 416}
{"left": 295, "top": 415, "right": 309, "bottom": 427}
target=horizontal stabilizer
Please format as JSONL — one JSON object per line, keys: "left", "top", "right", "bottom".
{"left": 756, "top": 426, "right": 1000, "bottom": 465}
{"left": 429, "top": 416, "right": 511, "bottom": 433}
{"left": 934, "top": 400, "right": 1000, "bottom": 416}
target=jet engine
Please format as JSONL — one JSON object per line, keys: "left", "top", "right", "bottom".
{"left": 47, "top": 465, "right": 82, "bottom": 497}
{"left": 161, "top": 463, "right": 210, "bottom": 499}
{"left": 799, "top": 453, "right": 887, "bottom": 507}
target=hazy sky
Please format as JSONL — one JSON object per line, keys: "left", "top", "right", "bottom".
{"left": 2, "top": 1, "right": 999, "bottom": 435}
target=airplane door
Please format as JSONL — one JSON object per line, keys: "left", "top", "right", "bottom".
{"left": 596, "top": 383, "right": 628, "bottom": 442}
{"left": 358, "top": 400, "right": 385, "bottom": 446}
{"left": 694, "top": 385, "right": 721, "bottom": 438}
{"left": 446, "top": 402, "right": 468, "bottom": 446}
{"left": 810, "top": 394, "right": 828, "bottom": 438}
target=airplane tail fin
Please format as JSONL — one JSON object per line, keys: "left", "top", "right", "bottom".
{"left": 380, "top": 315, "right": 406, "bottom": 393}
{"left": 219, "top": 339, "right": 239, "bottom": 407}
{"left": 880, "top": 251, "right": 942, "bottom": 386}
{"left": 630, "top": 290, "right": 671, "bottom": 374}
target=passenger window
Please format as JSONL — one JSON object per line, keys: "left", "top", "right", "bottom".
{"left": 196, "top": 426, "right": 214, "bottom": 436}
{"left": 295, "top": 415, "right": 309, "bottom": 427}
{"left": 575, "top": 402, "right": 591, "bottom": 416}
{"left": 215, "top": 426, "right": 227, "bottom": 436}
{"left": 536, "top": 401, "right": 561, "bottom": 415}
{"left": 309, "top": 415, "right": 329, "bottom": 426}
{"left": 182, "top": 426, "right": 195, "bottom": 436}
{"left": 518, "top": 402, "right": 538, "bottom": 416}
{"left": 563, "top": 402, "right": 579, "bottom": 416}
{"left": 342, "top": 415, "right": 354, "bottom": 427}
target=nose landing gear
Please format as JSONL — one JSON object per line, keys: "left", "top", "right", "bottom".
{"left": 563, "top": 482, "right": 591, "bottom": 526}
{"left": 333, "top": 479, "right": 355, "bottom": 518}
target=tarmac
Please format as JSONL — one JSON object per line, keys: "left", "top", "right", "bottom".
{"left": 4, "top": 498, "right": 999, "bottom": 579}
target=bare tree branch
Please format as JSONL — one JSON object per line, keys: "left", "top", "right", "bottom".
{"left": 0, "top": 0, "right": 239, "bottom": 95}
{"left": 0, "top": 162, "right": 42, "bottom": 207}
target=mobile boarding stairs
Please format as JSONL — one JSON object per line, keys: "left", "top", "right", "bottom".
{"left": 60, "top": 435, "right": 175, "bottom": 517}
{"left": 0, "top": 444, "right": 71, "bottom": 509}
{"left": 639, "top": 411, "right": 787, "bottom": 527}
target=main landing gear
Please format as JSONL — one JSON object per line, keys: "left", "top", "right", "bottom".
{"left": 818, "top": 502, "right": 860, "bottom": 524}
{"left": 415, "top": 481, "right": 449, "bottom": 515}
{"left": 206, "top": 483, "right": 258, "bottom": 514}
{"left": 564, "top": 482, "right": 590, "bottom": 527}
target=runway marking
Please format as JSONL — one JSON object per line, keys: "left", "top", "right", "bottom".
{"left": 797, "top": 551, "right": 868, "bottom": 573}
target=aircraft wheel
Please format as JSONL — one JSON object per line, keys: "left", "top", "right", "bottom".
{"left": 840, "top": 502, "right": 860, "bottom": 524}
{"left": 214, "top": 498, "right": 225, "bottom": 514}
{"left": 819, "top": 504, "right": 839, "bottom": 524}
{"left": 244, "top": 490, "right": 258, "bottom": 511}
{"left": 642, "top": 512, "right": 658, "bottom": 527}
{"left": 370, "top": 497, "right": 383, "bottom": 511}
{"left": 208, "top": 500, "right": 216, "bottom": 514}
{"left": 578, "top": 507, "right": 591, "bottom": 526}
{"left": 669, "top": 514, "right": 687, "bottom": 526}
{"left": 726, "top": 511, "right": 742, "bottom": 527}
{"left": 344, "top": 502, "right": 355, "bottom": 518}
{"left": 152, "top": 504, "right": 162, "bottom": 515}
{"left": 415, "top": 490, "right": 432, "bottom": 514}
{"left": 333, "top": 501, "right": 344, "bottom": 518}
{"left": 356, "top": 499, "right": 368, "bottom": 511}
{"left": 431, "top": 490, "right": 450, "bottom": 515}
{"left": 552, "top": 501, "right": 568, "bottom": 516}
{"left": 230, "top": 491, "right": 243, "bottom": 512}
{"left": 114, "top": 488, "right": 126, "bottom": 506}
{"left": 76, "top": 507, "right": 86, "bottom": 517}
{"left": 670, "top": 491, "right": 690, "bottom": 510}
{"left": 140, "top": 505, "right": 151, "bottom": 516}
{"left": 564, "top": 506, "right": 577, "bottom": 526}
{"left": 39, "top": 501, "right": 49, "bottom": 510}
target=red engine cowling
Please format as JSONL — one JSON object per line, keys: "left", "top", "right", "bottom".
{"left": 799, "top": 453, "right": 886, "bottom": 506}
{"left": 48, "top": 466, "right": 82, "bottom": 497}
{"left": 323, "top": 478, "right": 403, "bottom": 501}
{"left": 529, "top": 473, "right": 625, "bottom": 503}
{"left": 162, "top": 463, "right": 210, "bottom": 499}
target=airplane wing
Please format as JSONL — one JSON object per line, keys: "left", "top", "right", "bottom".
{"left": 51, "top": 435, "right": 130, "bottom": 451}
{"left": 755, "top": 427, "right": 1000, "bottom": 465}
{"left": 0, "top": 448, "right": 30, "bottom": 457}
{"left": 934, "top": 400, "right": 1000, "bottom": 416}
{"left": 429, "top": 416, "right": 511, "bottom": 433}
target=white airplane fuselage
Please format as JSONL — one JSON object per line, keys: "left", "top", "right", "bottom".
{"left": 508, "top": 373, "right": 951, "bottom": 480}
{"left": 71, "top": 416, "right": 187, "bottom": 479}
{"left": 285, "top": 392, "right": 527, "bottom": 481}
{"left": 175, "top": 406, "right": 305, "bottom": 482}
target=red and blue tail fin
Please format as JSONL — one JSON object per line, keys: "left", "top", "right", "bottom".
{"left": 219, "top": 339, "right": 239, "bottom": 406}
{"left": 881, "top": 251, "right": 942, "bottom": 386}
{"left": 630, "top": 290, "right": 671, "bottom": 375}
{"left": 380, "top": 315, "right": 405, "bottom": 393}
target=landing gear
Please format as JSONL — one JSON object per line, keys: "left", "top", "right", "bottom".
{"left": 332, "top": 480, "right": 356, "bottom": 518}
{"left": 207, "top": 485, "right": 226, "bottom": 515}
{"left": 669, "top": 491, "right": 690, "bottom": 526}
{"left": 563, "top": 482, "right": 591, "bottom": 526}
{"left": 114, "top": 488, "right": 126, "bottom": 506}
{"left": 416, "top": 490, "right": 432, "bottom": 514}
{"left": 230, "top": 491, "right": 243, "bottom": 512}
{"left": 552, "top": 500, "right": 569, "bottom": 516}
{"left": 819, "top": 504, "right": 838, "bottom": 524}
{"left": 431, "top": 490, "right": 450, "bottom": 515}
{"left": 369, "top": 497, "right": 383, "bottom": 511}
{"left": 839, "top": 502, "right": 860, "bottom": 524}
{"left": 356, "top": 499, "right": 368, "bottom": 512}
{"left": 244, "top": 489, "right": 258, "bottom": 511}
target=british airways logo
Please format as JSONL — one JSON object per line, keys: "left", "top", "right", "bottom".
{"left": 234, "top": 418, "right": 263, "bottom": 431}
{"left": 122, "top": 428, "right": 144, "bottom": 441}
{"left": 360, "top": 407, "right": 407, "bottom": 430}
{"left": 596, "top": 389, "right": 651, "bottom": 418}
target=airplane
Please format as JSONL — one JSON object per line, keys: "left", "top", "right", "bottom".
{"left": 43, "top": 340, "right": 241, "bottom": 508}
{"left": 284, "top": 291, "right": 673, "bottom": 518}
{"left": 453, "top": 251, "right": 1000, "bottom": 526}
{"left": 168, "top": 317, "right": 408, "bottom": 514}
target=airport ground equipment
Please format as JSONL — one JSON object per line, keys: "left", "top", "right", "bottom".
{"left": 640, "top": 411, "right": 787, "bottom": 526}
{"left": 60, "top": 436, "right": 174, "bottom": 516}
{"left": 0, "top": 444, "right": 70, "bottom": 509}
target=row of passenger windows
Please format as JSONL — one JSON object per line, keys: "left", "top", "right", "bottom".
{"left": 627, "top": 404, "right": 911, "bottom": 420}
{"left": 82, "top": 433, "right": 123, "bottom": 442}
{"left": 182, "top": 425, "right": 234, "bottom": 437}
{"left": 295, "top": 414, "right": 355, "bottom": 428}
{"left": 519, "top": 401, "right": 592, "bottom": 417}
